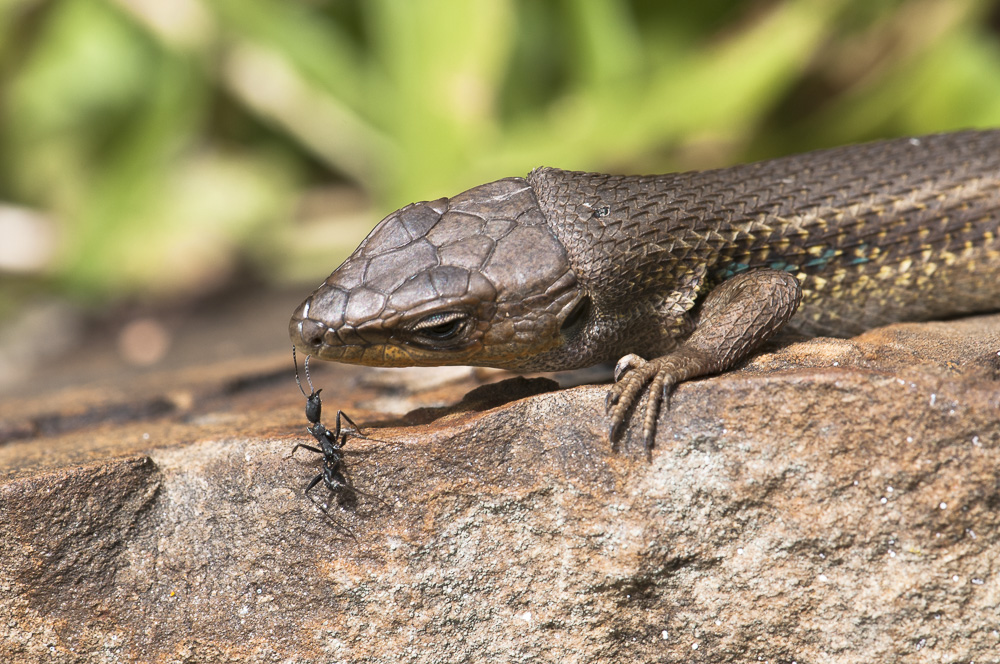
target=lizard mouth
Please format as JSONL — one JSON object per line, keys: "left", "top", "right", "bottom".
{"left": 289, "top": 297, "right": 352, "bottom": 359}
{"left": 290, "top": 298, "right": 482, "bottom": 367}
{"left": 290, "top": 314, "right": 389, "bottom": 365}
{"left": 290, "top": 299, "right": 368, "bottom": 363}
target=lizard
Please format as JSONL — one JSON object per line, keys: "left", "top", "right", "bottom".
{"left": 290, "top": 129, "right": 1000, "bottom": 450}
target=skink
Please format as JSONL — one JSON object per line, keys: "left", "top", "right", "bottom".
{"left": 291, "top": 130, "right": 1000, "bottom": 448}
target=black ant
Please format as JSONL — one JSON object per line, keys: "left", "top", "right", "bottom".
{"left": 291, "top": 348, "right": 377, "bottom": 535}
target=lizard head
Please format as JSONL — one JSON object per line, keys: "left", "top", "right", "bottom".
{"left": 290, "top": 177, "right": 587, "bottom": 371}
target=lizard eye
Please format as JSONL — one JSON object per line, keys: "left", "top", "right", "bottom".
{"left": 411, "top": 312, "right": 470, "bottom": 344}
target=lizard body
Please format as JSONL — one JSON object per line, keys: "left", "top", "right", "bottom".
{"left": 290, "top": 130, "right": 1000, "bottom": 447}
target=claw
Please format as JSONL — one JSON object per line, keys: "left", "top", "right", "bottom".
{"left": 614, "top": 353, "right": 644, "bottom": 381}
{"left": 660, "top": 382, "right": 674, "bottom": 410}
{"left": 608, "top": 421, "right": 620, "bottom": 443}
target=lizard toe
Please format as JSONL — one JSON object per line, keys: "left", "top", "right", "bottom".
{"left": 607, "top": 357, "right": 661, "bottom": 443}
{"left": 614, "top": 353, "right": 644, "bottom": 381}
{"left": 606, "top": 353, "right": 649, "bottom": 410}
{"left": 641, "top": 367, "right": 673, "bottom": 453}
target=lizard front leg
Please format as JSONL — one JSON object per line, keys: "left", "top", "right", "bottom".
{"left": 606, "top": 268, "right": 803, "bottom": 451}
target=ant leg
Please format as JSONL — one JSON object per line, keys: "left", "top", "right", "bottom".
{"left": 290, "top": 443, "right": 323, "bottom": 458}
{"left": 302, "top": 472, "right": 323, "bottom": 496}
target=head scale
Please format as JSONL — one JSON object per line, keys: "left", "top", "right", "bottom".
{"left": 290, "top": 177, "right": 586, "bottom": 371}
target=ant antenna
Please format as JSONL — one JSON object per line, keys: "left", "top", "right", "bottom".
{"left": 292, "top": 346, "right": 315, "bottom": 398}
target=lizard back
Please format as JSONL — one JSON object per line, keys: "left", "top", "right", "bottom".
{"left": 528, "top": 130, "right": 1000, "bottom": 341}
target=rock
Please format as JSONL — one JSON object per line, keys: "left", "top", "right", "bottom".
{"left": 1, "top": 315, "right": 999, "bottom": 663}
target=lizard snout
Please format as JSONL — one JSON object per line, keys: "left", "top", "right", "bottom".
{"left": 289, "top": 295, "right": 339, "bottom": 356}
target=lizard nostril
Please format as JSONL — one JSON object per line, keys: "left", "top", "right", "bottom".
{"left": 298, "top": 319, "right": 328, "bottom": 348}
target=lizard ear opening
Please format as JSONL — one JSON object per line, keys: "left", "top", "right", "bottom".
{"left": 560, "top": 296, "right": 590, "bottom": 338}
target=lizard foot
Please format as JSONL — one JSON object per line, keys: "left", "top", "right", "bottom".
{"left": 605, "top": 354, "right": 678, "bottom": 453}
{"left": 605, "top": 268, "right": 803, "bottom": 454}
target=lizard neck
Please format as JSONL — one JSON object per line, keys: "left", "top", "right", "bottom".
{"left": 526, "top": 167, "right": 709, "bottom": 363}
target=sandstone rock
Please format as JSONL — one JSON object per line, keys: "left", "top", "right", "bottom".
{"left": 1, "top": 315, "right": 998, "bottom": 663}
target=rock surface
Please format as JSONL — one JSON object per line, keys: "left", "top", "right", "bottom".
{"left": 1, "top": 315, "right": 999, "bottom": 663}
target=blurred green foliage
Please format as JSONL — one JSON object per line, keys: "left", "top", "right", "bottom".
{"left": 2, "top": 0, "right": 1000, "bottom": 303}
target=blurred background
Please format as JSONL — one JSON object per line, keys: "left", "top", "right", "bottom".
{"left": 3, "top": 0, "right": 1000, "bottom": 396}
